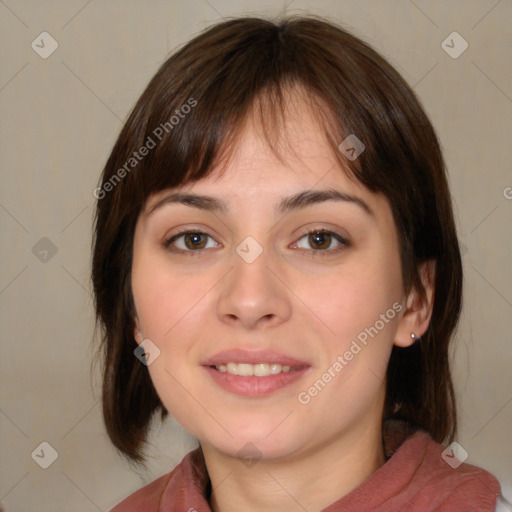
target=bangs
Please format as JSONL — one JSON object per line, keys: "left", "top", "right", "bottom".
{"left": 103, "top": 15, "right": 402, "bottom": 213}
{"left": 130, "top": 85, "right": 359, "bottom": 214}
{"left": 141, "top": 82, "right": 355, "bottom": 198}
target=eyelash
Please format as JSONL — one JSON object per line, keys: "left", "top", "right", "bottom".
{"left": 163, "top": 228, "right": 350, "bottom": 257}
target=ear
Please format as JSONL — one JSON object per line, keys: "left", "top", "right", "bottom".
{"left": 133, "top": 316, "right": 142, "bottom": 346}
{"left": 395, "top": 260, "right": 436, "bottom": 348}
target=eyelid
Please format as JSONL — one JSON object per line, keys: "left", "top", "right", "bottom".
{"left": 290, "top": 228, "right": 350, "bottom": 254}
{"left": 164, "top": 229, "right": 221, "bottom": 253}
{"left": 163, "top": 226, "right": 350, "bottom": 256}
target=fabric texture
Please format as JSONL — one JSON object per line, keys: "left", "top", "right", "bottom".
{"left": 110, "top": 421, "right": 501, "bottom": 511}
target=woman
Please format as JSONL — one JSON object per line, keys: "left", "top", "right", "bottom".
{"left": 92, "top": 15, "right": 501, "bottom": 511}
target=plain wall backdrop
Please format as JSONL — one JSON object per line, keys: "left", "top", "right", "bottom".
{"left": 0, "top": 0, "right": 511, "bottom": 510}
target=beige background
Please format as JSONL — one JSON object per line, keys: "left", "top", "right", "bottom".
{"left": 1, "top": 0, "right": 511, "bottom": 510}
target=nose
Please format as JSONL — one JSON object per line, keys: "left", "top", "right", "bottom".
{"left": 216, "top": 248, "right": 292, "bottom": 330}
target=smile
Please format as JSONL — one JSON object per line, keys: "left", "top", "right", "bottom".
{"left": 214, "top": 362, "right": 296, "bottom": 376}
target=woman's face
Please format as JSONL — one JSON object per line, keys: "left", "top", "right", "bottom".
{"left": 131, "top": 96, "right": 410, "bottom": 462}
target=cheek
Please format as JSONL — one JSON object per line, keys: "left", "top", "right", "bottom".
{"left": 131, "top": 249, "right": 208, "bottom": 338}
{"left": 294, "top": 257, "right": 400, "bottom": 424}
{"left": 131, "top": 253, "right": 212, "bottom": 429}
{"left": 308, "top": 252, "right": 402, "bottom": 348}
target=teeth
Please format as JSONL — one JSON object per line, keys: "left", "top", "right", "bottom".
{"left": 254, "top": 363, "right": 269, "bottom": 376}
{"left": 270, "top": 363, "right": 282, "bottom": 374}
{"left": 215, "top": 362, "right": 294, "bottom": 376}
{"left": 238, "top": 363, "right": 253, "bottom": 376}
{"left": 226, "top": 362, "right": 237, "bottom": 375}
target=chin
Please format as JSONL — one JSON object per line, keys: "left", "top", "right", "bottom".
{"left": 198, "top": 421, "right": 307, "bottom": 462}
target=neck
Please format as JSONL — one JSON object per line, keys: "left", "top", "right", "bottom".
{"left": 202, "top": 418, "right": 386, "bottom": 512}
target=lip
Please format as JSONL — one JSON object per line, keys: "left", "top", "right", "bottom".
{"left": 202, "top": 349, "right": 310, "bottom": 367}
{"left": 202, "top": 349, "right": 311, "bottom": 398}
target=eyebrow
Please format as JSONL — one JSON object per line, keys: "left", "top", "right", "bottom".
{"left": 146, "top": 188, "right": 374, "bottom": 217}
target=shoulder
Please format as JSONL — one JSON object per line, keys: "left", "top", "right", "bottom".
{"left": 398, "top": 429, "right": 502, "bottom": 510}
{"left": 109, "top": 448, "right": 208, "bottom": 512}
{"left": 109, "top": 471, "right": 172, "bottom": 512}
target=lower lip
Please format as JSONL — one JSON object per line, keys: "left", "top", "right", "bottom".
{"left": 203, "top": 366, "right": 310, "bottom": 397}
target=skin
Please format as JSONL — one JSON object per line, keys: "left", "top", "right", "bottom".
{"left": 131, "top": 91, "right": 434, "bottom": 512}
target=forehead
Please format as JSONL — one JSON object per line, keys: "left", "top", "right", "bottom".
{"left": 139, "top": 95, "right": 398, "bottom": 247}
{"left": 146, "top": 91, "right": 371, "bottom": 210}
{"left": 142, "top": 133, "right": 396, "bottom": 249}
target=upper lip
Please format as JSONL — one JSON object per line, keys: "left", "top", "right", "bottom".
{"left": 202, "top": 349, "right": 310, "bottom": 367}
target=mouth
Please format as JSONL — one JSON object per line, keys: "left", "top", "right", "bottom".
{"left": 212, "top": 362, "right": 304, "bottom": 376}
{"left": 202, "top": 349, "right": 311, "bottom": 397}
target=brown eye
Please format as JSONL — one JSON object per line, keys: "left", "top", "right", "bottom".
{"left": 183, "top": 232, "right": 208, "bottom": 250}
{"left": 164, "top": 230, "right": 220, "bottom": 254}
{"left": 293, "top": 228, "right": 349, "bottom": 255}
{"left": 308, "top": 231, "right": 332, "bottom": 250}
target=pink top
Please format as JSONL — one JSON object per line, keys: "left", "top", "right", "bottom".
{"left": 110, "top": 422, "right": 501, "bottom": 511}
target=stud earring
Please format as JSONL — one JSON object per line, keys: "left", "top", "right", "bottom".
{"left": 411, "top": 333, "right": 419, "bottom": 341}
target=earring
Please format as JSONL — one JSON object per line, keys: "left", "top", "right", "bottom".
{"left": 137, "top": 329, "right": 143, "bottom": 341}
{"left": 411, "top": 333, "right": 419, "bottom": 341}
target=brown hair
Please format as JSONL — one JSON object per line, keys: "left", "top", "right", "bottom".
{"left": 92, "top": 15, "right": 462, "bottom": 463}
